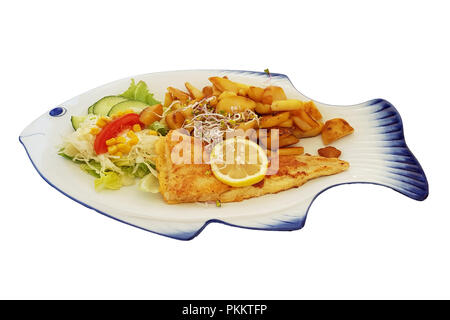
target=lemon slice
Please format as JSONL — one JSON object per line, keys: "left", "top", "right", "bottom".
{"left": 210, "top": 137, "right": 268, "bottom": 187}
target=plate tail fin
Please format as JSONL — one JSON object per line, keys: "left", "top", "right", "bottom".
{"left": 342, "top": 98, "right": 428, "bottom": 201}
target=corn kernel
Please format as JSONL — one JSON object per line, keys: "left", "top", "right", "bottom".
{"left": 115, "top": 151, "right": 123, "bottom": 157}
{"left": 124, "top": 109, "right": 135, "bottom": 114}
{"left": 116, "top": 111, "right": 124, "bottom": 117}
{"left": 127, "top": 130, "right": 137, "bottom": 139}
{"left": 147, "top": 130, "right": 158, "bottom": 136}
{"left": 96, "top": 117, "right": 109, "bottom": 128}
{"left": 116, "top": 136, "right": 126, "bottom": 144}
{"left": 132, "top": 124, "right": 142, "bottom": 132}
{"left": 117, "top": 143, "right": 131, "bottom": 153}
{"left": 90, "top": 127, "right": 100, "bottom": 135}
{"left": 128, "top": 137, "right": 139, "bottom": 146}
{"left": 105, "top": 137, "right": 116, "bottom": 146}
{"left": 107, "top": 145, "right": 118, "bottom": 154}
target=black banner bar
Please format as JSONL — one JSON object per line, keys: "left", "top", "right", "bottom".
{"left": 0, "top": 300, "right": 445, "bottom": 318}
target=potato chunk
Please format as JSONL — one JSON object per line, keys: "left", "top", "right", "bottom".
{"left": 185, "top": 82, "right": 205, "bottom": 100}
{"left": 218, "top": 91, "right": 237, "bottom": 100}
{"left": 167, "top": 87, "right": 190, "bottom": 104}
{"left": 261, "top": 86, "right": 287, "bottom": 104}
{"left": 321, "top": 118, "right": 354, "bottom": 145}
{"left": 278, "top": 147, "right": 304, "bottom": 156}
{"left": 248, "top": 86, "right": 265, "bottom": 102}
{"left": 163, "top": 92, "right": 173, "bottom": 108}
{"left": 259, "top": 112, "right": 291, "bottom": 128}
{"left": 278, "top": 134, "right": 300, "bottom": 148}
{"left": 209, "top": 77, "right": 240, "bottom": 93}
{"left": 271, "top": 99, "right": 303, "bottom": 112}
{"left": 267, "top": 147, "right": 304, "bottom": 157}
{"left": 292, "top": 116, "right": 313, "bottom": 131}
{"left": 295, "top": 121, "right": 324, "bottom": 138}
{"left": 303, "top": 101, "right": 322, "bottom": 120}
{"left": 216, "top": 96, "right": 256, "bottom": 113}
{"left": 139, "top": 104, "right": 163, "bottom": 126}
{"left": 255, "top": 102, "right": 272, "bottom": 114}
{"left": 202, "top": 86, "right": 214, "bottom": 98}
{"left": 165, "top": 111, "right": 185, "bottom": 130}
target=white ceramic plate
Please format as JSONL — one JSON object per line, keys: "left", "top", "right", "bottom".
{"left": 20, "top": 70, "right": 428, "bottom": 240}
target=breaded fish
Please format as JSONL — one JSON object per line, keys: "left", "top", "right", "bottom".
{"left": 155, "top": 131, "right": 349, "bottom": 204}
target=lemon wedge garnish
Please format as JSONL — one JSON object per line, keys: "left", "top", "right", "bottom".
{"left": 210, "top": 137, "right": 268, "bottom": 187}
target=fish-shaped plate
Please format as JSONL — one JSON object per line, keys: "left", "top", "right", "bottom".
{"left": 20, "top": 70, "right": 428, "bottom": 240}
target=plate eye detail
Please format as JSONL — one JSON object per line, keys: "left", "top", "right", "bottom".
{"left": 49, "top": 107, "right": 66, "bottom": 117}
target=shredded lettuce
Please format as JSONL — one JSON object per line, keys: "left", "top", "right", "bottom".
{"left": 121, "top": 162, "right": 155, "bottom": 178}
{"left": 80, "top": 161, "right": 101, "bottom": 178}
{"left": 148, "top": 121, "right": 168, "bottom": 136}
{"left": 120, "top": 79, "right": 160, "bottom": 106}
{"left": 135, "top": 163, "right": 151, "bottom": 178}
{"left": 94, "top": 172, "right": 123, "bottom": 191}
{"left": 138, "top": 173, "right": 160, "bottom": 193}
{"left": 58, "top": 151, "right": 79, "bottom": 162}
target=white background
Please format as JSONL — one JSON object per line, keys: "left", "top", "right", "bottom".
{"left": 1, "top": 0, "right": 448, "bottom": 299}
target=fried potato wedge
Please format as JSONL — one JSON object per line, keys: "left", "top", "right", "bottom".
{"left": 261, "top": 86, "right": 287, "bottom": 105}
{"left": 259, "top": 112, "right": 291, "bottom": 128}
{"left": 216, "top": 96, "right": 256, "bottom": 113}
{"left": 202, "top": 86, "right": 214, "bottom": 98}
{"left": 258, "top": 130, "right": 277, "bottom": 150}
{"left": 139, "top": 104, "right": 163, "bottom": 126}
{"left": 236, "top": 119, "right": 258, "bottom": 131}
{"left": 165, "top": 110, "right": 185, "bottom": 130}
{"left": 280, "top": 147, "right": 304, "bottom": 156}
{"left": 180, "top": 106, "right": 194, "bottom": 119}
{"left": 291, "top": 109, "right": 318, "bottom": 127}
{"left": 218, "top": 91, "right": 237, "bottom": 100}
{"left": 299, "top": 109, "right": 318, "bottom": 128}
{"left": 248, "top": 86, "right": 265, "bottom": 102}
{"left": 303, "top": 101, "right": 322, "bottom": 120}
{"left": 167, "top": 87, "right": 190, "bottom": 104}
{"left": 212, "top": 84, "right": 222, "bottom": 96}
{"left": 209, "top": 77, "right": 240, "bottom": 94}
{"left": 291, "top": 127, "right": 303, "bottom": 139}
{"left": 255, "top": 102, "right": 272, "bottom": 114}
{"left": 295, "top": 121, "right": 324, "bottom": 138}
{"left": 278, "top": 118, "right": 294, "bottom": 127}
{"left": 279, "top": 134, "right": 300, "bottom": 147}
{"left": 274, "top": 127, "right": 295, "bottom": 137}
{"left": 318, "top": 146, "right": 342, "bottom": 158}
{"left": 163, "top": 92, "right": 173, "bottom": 108}
{"left": 321, "top": 118, "right": 354, "bottom": 145}
{"left": 292, "top": 116, "right": 313, "bottom": 131}
{"left": 272, "top": 147, "right": 305, "bottom": 156}
{"left": 235, "top": 82, "right": 250, "bottom": 96}
{"left": 271, "top": 99, "right": 303, "bottom": 112}
{"left": 258, "top": 128, "right": 292, "bottom": 149}
{"left": 185, "top": 82, "right": 205, "bottom": 100}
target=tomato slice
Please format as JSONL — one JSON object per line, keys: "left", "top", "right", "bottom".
{"left": 94, "top": 113, "right": 143, "bottom": 154}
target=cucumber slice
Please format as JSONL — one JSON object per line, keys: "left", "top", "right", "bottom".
{"left": 71, "top": 116, "right": 86, "bottom": 130}
{"left": 88, "top": 104, "right": 94, "bottom": 114}
{"left": 92, "top": 96, "right": 128, "bottom": 116}
{"left": 107, "top": 100, "right": 149, "bottom": 116}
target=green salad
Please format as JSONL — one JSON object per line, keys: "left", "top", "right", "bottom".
{"left": 59, "top": 79, "right": 167, "bottom": 192}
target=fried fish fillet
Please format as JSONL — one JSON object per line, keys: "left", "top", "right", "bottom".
{"left": 155, "top": 131, "right": 349, "bottom": 204}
